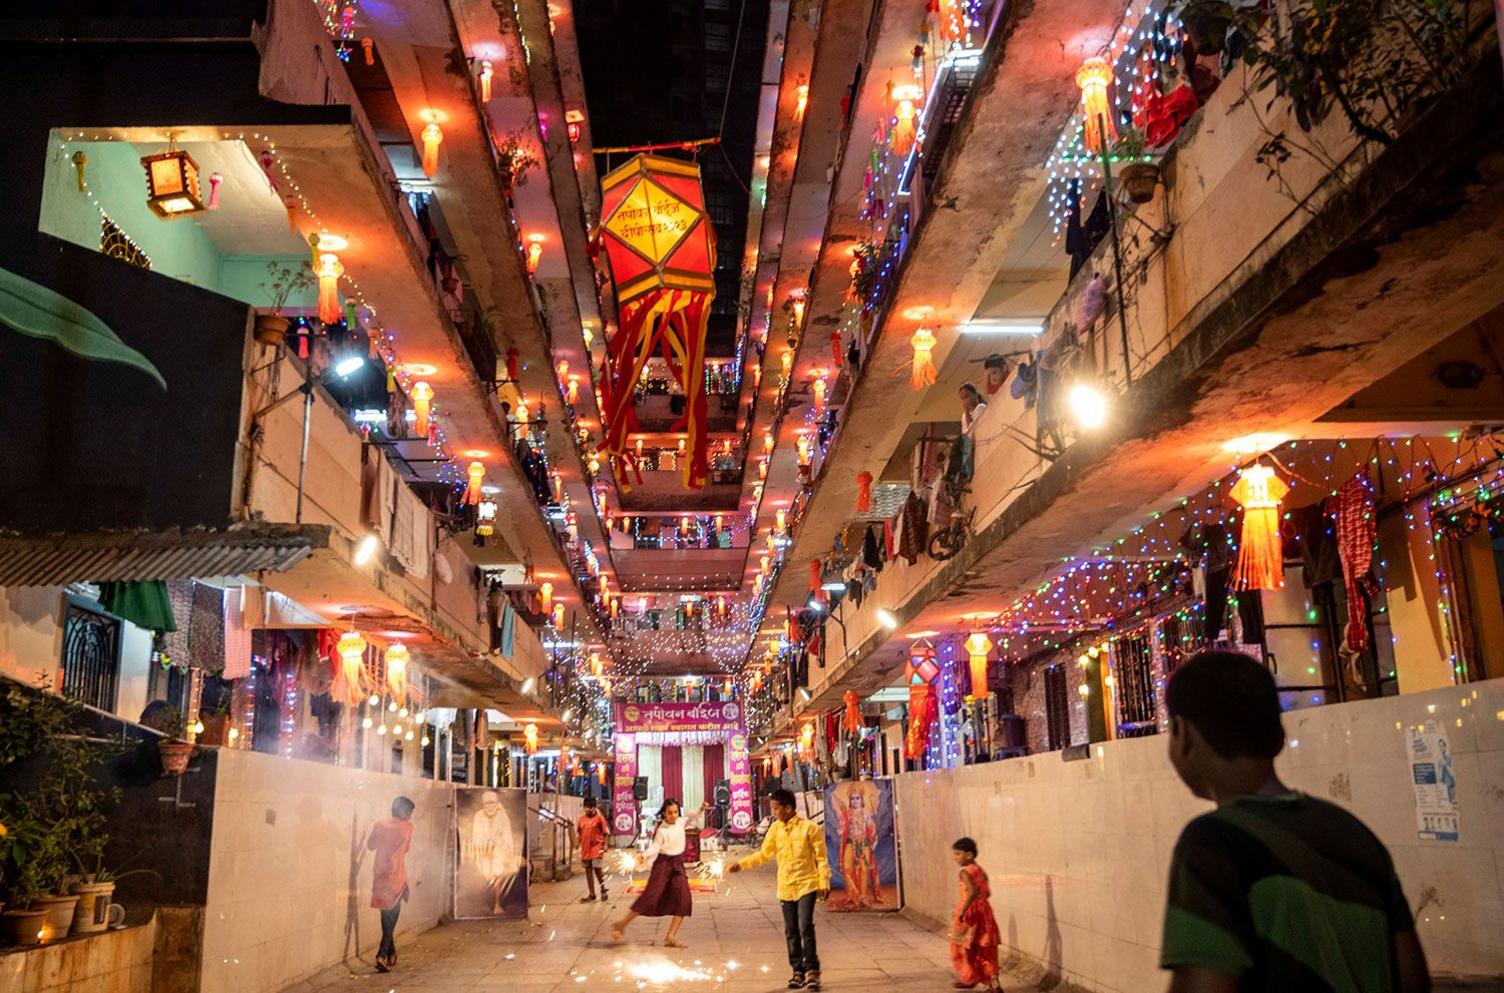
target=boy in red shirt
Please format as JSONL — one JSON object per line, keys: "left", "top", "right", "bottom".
{"left": 368, "top": 795, "right": 415, "bottom": 972}
{"left": 576, "top": 796, "right": 611, "bottom": 902}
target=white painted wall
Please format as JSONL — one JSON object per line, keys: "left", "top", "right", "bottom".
{"left": 200, "top": 749, "right": 453, "bottom": 993}
{"left": 893, "top": 679, "right": 1504, "bottom": 991}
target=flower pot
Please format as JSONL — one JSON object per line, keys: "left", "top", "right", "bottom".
{"left": 69, "top": 881, "right": 116, "bottom": 935}
{"left": 1118, "top": 162, "right": 1161, "bottom": 204}
{"left": 3, "top": 908, "right": 48, "bottom": 946}
{"left": 254, "top": 315, "right": 290, "bottom": 348}
{"left": 159, "top": 739, "right": 194, "bottom": 776}
{"left": 32, "top": 894, "right": 79, "bottom": 942}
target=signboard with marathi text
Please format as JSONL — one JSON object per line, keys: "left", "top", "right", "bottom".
{"left": 613, "top": 701, "right": 754, "bottom": 835}
{"left": 612, "top": 731, "right": 638, "bottom": 839}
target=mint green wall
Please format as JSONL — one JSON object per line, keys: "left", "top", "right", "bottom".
{"left": 219, "top": 256, "right": 318, "bottom": 311}
{"left": 40, "top": 134, "right": 224, "bottom": 290}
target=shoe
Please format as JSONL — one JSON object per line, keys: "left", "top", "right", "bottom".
{"left": 786, "top": 972, "right": 805, "bottom": 989}
{"left": 375, "top": 957, "right": 389, "bottom": 974}
{"left": 581, "top": 895, "right": 597, "bottom": 903}
{"left": 804, "top": 970, "right": 821, "bottom": 990}
{"left": 601, "top": 888, "right": 610, "bottom": 898}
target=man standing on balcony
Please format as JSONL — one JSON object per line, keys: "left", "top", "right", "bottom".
{"left": 728, "top": 788, "right": 830, "bottom": 991}
{"left": 1160, "top": 651, "right": 1431, "bottom": 993}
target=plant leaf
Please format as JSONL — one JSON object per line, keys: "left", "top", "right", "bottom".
{"left": 0, "top": 266, "right": 167, "bottom": 390}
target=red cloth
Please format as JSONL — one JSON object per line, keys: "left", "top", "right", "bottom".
{"left": 662, "top": 745, "right": 684, "bottom": 804}
{"left": 702, "top": 744, "right": 725, "bottom": 807}
{"left": 577, "top": 811, "right": 609, "bottom": 861}
{"left": 1332, "top": 475, "right": 1376, "bottom": 652}
{"left": 367, "top": 817, "right": 413, "bottom": 910}
{"left": 1140, "top": 83, "right": 1200, "bottom": 148}
{"left": 950, "top": 863, "right": 1001, "bottom": 986}
{"left": 631, "top": 852, "right": 692, "bottom": 917}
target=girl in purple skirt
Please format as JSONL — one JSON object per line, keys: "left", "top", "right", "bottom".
{"left": 612, "top": 798, "right": 707, "bottom": 947}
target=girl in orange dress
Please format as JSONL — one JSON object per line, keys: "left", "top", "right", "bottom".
{"left": 948, "top": 837, "right": 1002, "bottom": 991}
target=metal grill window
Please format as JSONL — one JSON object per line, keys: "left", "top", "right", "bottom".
{"left": 1112, "top": 635, "right": 1158, "bottom": 738}
{"left": 60, "top": 596, "right": 122, "bottom": 712}
{"left": 1043, "top": 664, "right": 1069, "bottom": 750}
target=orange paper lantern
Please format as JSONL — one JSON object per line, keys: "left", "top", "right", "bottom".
{"left": 910, "top": 326, "right": 938, "bottom": 390}
{"left": 842, "top": 690, "right": 861, "bottom": 733}
{"left": 384, "top": 641, "right": 410, "bottom": 704}
{"left": 1076, "top": 57, "right": 1117, "bottom": 156}
{"left": 335, "top": 630, "right": 368, "bottom": 705}
{"left": 539, "top": 581, "right": 554, "bottom": 614}
{"left": 315, "top": 252, "right": 344, "bottom": 325}
{"left": 410, "top": 381, "right": 433, "bottom": 437}
{"left": 856, "top": 471, "right": 874, "bottom": 513}
{"left": 464, "top": 461, "right": 484, "bottom": 505}
{"left": 420, "top": 123, "right": 443, "bottom": 177}
{"left": 1231, "top": 464, "right": 1289, "bottom": 591}
{"left": 478, "top": 60, "right": 493, "bottom": 102}
{"left": 523, "top": 722, "right": 539, "bottom": 754}
{"left": 964, "top": 632, "right": 993, "bottom": 698}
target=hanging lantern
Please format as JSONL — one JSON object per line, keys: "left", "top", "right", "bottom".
{"left": 904, "top": 643, "right": 939, "bottom": 760}
{"left": 842, "top": 690, "right": 861, "bottom": 733}
{"left": 796, "top": 434, "right": 814, "bottom": 468}
{"left": 552, "top": 603, "right": 565, "bottom": 628}
{"left": 385, "top": 641, "right": 410, "bottom": 704}
{"left": 1075, "top": 56, "right": 1117, "bottom": 156}
{"left": 523, "top": 722, "right": 539, "bottom": 754}
{"left": 775, "top": 508, "right": 787, "bottom": 534}
{"left": 564, "top": 375, "right": 580, "bottom": 405}
{"left": 336, "top": 630, "right": 368, "bottom": 704}
{"left": 464, "top": 461, "right": 484, "bottom": 505}
{"left": 539, "top": 581, "right": 554, "bottom": 614}
{"left": 890, "top": 84, "right": 921, "bottom": 157}
{"left": 566, "top": 108, "right": 585, "bottom": 144}
{"left": 410, "top": 381, "right": 433, "bottom": 437}
{"left": 598, "top": 154, "right": 718, "bottom": 488}
{"left": 141, "top": 147, "right": 207, "bottom": 218}
{"left": 798, "top": 721, "right": 815, "bottom": 759}
{"left": 361, "top": 37, "right": 374, "bottom": 64}
{"left": 910, "top": 326, "right": 938, "bottom": 390}
{"left": 963, "top": 632, "right": 993, "bottom": 698}
{"left": 794, "top": 82, "right": 809, "bottom": 119}
{"left": 811, "top": 376, "right": 826, "bottom": 407}
{"left": 315, "top": 252, "right": 344, "bottom": 325}
{"left": 590, "top": 652, "right": 604, "bottom": 678}
{"left": 476, "top": 499, "right": 497, "bottom": 537}
{"left": 551, "top": 471, "right": 564, "bottom": 504}
{"left": 526, "top": 234, "right": 544, "bottom": 276}
{"left": 207, "top": 172, "right": 222, "bottom": 209}
{"left": 809, "top": 559, "right": 823, "bottom": 594}
{"left": 420, "top": 123, "right": 443, "bottom": 177}
{"left": 856, "top": 470, "right": 874, "bottom": 513}
{"left": 478, "top": 59, "right": 493, "bottom": 102}
{"left": 791, "top": 292, "right": 807, "bottom": 328}
{"left": 780, "top": 349, "right": 794, "bottom": 381}
{"left": 1230, "top": 464, "right": 1289, "bottom": 591}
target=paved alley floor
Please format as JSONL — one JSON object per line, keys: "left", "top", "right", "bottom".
{"left": 279, "top": 854, "right": 1070, "bottom": 993}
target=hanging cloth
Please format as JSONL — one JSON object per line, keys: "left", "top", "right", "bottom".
{"left": 223, "top": 586, "right": 253, "bottom": 680}
{"left": 98, "top": 580, "right": 177, "bottom": 633}
{"left": 1332, "top": 475, "right": 1377, "bottom": 652}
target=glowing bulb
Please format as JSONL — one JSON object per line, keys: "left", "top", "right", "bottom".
{"left": 1068, "top": 383, "right": 1108, "bottom": 429}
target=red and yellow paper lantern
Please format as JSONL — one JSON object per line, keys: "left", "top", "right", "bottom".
{"left": 315, "top": 252, "right": 344, "bottom": 325}
{"left": 963, "top": 632, "right": 993, "bottom": 698}
{"left": 904, "top": 643, "right": 939, "bottom": 759}
{"left": 464, "top": 461, "right": 484, "bottom": 505}
{"left": 420, "top": 123, "right": 443, "bottom": 177}
{"left": 1231, "top": 464, "right": 1289, "bottom": 591}
{"left": 1076, "top": 57, "right": 1117, "bottom": 156}
{"left": 385, "top": 641, "right": 410, "bottom": 704}
{"left": 910, "top": 326, "right": 938, "bottom": 390}
{"left": 597, "top": 154, "right": 717, "bottom": 489}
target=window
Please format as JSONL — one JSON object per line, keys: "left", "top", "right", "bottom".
{"left": 1043, "top": 664, "right": 1069, "bottom": 750}
{"left": 1111, "top": 635, "right": 1158, "bottom": 738}
{"left": 704, "top": 22, "right": 731, "bottom": 51}
{"left": 60, "top": 596, "right": 122, "bottom": 711}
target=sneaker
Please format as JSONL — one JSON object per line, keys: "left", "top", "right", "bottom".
{"left": 804, "top": 970, "right": 821, "bottom": 990}
{"left": 787, "top": 971, "right": 805, "bottom": 989}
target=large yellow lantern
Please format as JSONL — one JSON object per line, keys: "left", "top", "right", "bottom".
{"left": 410, "top": 381, "right": 433, "bottom": 437}
{"left": 1075, "top": 56, "right": 1117, "bottom": 155}
{"left": 141, "top": 148, "right": 206, "bottom": 218}
{"left": 963, "top": 632, "right": 993, "bottom": 698}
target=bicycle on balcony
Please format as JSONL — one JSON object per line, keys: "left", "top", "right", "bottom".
{"left": 928, "top": 434, "right": 977, "bottom": 562}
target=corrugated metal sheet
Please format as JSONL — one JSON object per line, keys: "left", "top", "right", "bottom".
{"left": 0, "top": 525, "right": 332, "bottom": 587}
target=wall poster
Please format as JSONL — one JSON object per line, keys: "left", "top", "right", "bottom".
{"left": 823, "top": 778, "right": 900, "bottom": 912}
{"left": 454, "top": 787, "right": 528, "bottom": 918}
{"left": 1406, "top": 719, "right": 1459, "bottom": 842}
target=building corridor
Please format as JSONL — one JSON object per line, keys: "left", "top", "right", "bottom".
{"left": 275, "top": 860, "right": 1064, "bottom": 993}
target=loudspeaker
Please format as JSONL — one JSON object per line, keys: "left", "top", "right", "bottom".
{"left": 633, "top": 776, "right": 648, "bottom": 800}
{"left": 712, "top": 779, "right": 731, "bottom": 805}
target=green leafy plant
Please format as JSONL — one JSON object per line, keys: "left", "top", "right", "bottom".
{"left": 1111, "top": 126, "right": 1149, "bottom": 162}
{"left": 494, "top": 128, "right": 541, "bottom": 192}
{"left": 0, "top": 685, "right": 121, "bottom": 903}
{"left": 0, "top": 266, "right": 167, "bottom": 390}
{"left": 259, "top": 259, "right": 313, "bottom": 316}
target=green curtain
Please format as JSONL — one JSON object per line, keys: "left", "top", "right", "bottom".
{"left": 98, "top": 580, "right": 178, "bottom": 632}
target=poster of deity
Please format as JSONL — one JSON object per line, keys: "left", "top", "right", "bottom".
{"left": 453, "top": 787, "right": 528, "bottom": 919}
{"left": 822, "top": 778, "right": 899, "bottom": 911}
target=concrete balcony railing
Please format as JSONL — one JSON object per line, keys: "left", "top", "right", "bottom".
{"left": 771, "top": 35, "right": 1504, "bottom": 724}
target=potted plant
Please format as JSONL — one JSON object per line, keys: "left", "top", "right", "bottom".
{"left": 1111, "top": 129, "right": 1160, "bottom": 204}
{"left": 1, "top": 814, "right": 52, "bottom": 946}
{"left": 493, "top": 128, "right": 541, "bottom": 196}
{"left": 154, "top": 706, "right": 194, "bottom": 776}
{"left": 256, "top": 260, "right": 313, "bottom": 348}
{"left": 69, "top": 855, "right": 155, "bottom": 935}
